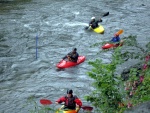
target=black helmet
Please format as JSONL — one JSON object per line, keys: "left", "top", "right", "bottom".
{"left": 67, "top": 89, "right": 73, "bottom": 94}
{"left": 73, "top": 48, "right": 77, "bottom": 51}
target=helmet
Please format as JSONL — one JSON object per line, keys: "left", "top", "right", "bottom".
{"left": 67, "top": 89, "right": 73, "bottom": 94}
{"left": 114, "top": 33, "right": 119, "bottom": 36}
{"left": 73, "top": 48, "right": 77, "bottom": 51}
{"left": 91, "top": 17, "right": 95, "bottom": 20}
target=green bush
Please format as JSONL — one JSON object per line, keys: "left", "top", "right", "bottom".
{"left": 85, "top": 35, "right": 150, "bottom": 113}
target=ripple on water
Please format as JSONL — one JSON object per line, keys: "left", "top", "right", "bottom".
{"left": 0, "top": 0, "right": 150, "bottom": 113}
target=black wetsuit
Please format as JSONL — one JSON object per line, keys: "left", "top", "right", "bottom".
{"left": 63, "top": 52, "right": 79, "bottom": 62}
{"left": 89, "top": 19, "right": 102, "bottom": 29}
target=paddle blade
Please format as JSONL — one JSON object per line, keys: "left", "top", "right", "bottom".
{"left": 81, "top": 106, "right": 93, "bottom": 111}
{"left": 102, "top": 12, "right": 109, "bottom": 17}
{"left": 116, "top": 29, "right": 124, "bottom": 35}
{"left": 40, "top": 99, "right": 52, "bottom": 105}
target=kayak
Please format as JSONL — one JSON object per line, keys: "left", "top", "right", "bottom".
{"left": 56, "top": 56, "right": 85, "bottom": 69}
{"left": 102, "top": 42, "right": 123, "bottom": 49}
{"left": 56, "top": 109, "right": 77, "bottom": 113}
{"left": 55, "top": 106, "right": 79, "bottom": 113}
{"left": 90, "top": 25, "right": 104, "bottom": 34}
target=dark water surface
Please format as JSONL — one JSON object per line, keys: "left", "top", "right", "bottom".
{"left": 0, "top": 0, "right": 150, "bottom": 113}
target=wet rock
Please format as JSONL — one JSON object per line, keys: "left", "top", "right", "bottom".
{"left": 121, "top": 63, "right": 142, "bottom": 81}
{"left": 0, "top": 1, "right": 13, "bottom": 4}
{"left": 124, "top": 101, "right": 150, "bottom": 113}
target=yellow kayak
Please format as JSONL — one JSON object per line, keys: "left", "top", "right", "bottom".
{"left": 90, "top": 25, "right": 104, "bottom": 34}
{"left": 55, "top": 106, "right": 79, "bottom": 113}
{"left": 56, "top": 109, "right": 77, "bottom": 113}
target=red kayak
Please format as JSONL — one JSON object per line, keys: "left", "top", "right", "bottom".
{"left": 56, "top": 56, "right": 86, "bottom": 69}
{"left": 102, "top": 43, "right": 123, "bottom": 49}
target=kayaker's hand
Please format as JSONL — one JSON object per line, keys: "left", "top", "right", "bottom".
{"left": 67, "top": 55, "right": 71, "bottom": 59}
{"left": 76, "top": 104, "right": 80, "bottom": 108}
{"left": 55, "top": 102, "right": 59, "bottom": 104}
{"left": 99, "top": 18, "right": 102, "bottom": 22}
{"left": 67, "top": 56, "right": 72, "bottom": 61}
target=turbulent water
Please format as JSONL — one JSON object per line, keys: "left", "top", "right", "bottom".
{"left": 0, "top": 0, "right": 150, "bottom": 113}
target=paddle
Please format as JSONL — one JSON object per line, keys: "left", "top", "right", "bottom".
{"left": 85, "top": 12, "right": 109, "bottom": 30}
{"left": 115, "top": 29, "right": 124, "bottom": 35}
{"left": 40, "top": 99, "right": 93, "bottom": 111}
{"left": 40, "top": 99, "right": 53, "bottom": 105}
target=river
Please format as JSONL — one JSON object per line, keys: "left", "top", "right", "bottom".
{"left": 0, "top": 0, "right": 150, "bottom": 113}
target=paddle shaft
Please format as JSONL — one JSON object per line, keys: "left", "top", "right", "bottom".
{"left": 36, "top": 35, "right": 38, "bottom": 59}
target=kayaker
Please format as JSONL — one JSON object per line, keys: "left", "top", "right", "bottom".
{"left": 62, "top": 48, "right": 79, "bottom": 62}
{"left": 110, "top": 33, "right": 125, "bottom": 47}
{"left": 110, "top": 33, "right": 121, "bottom": 44}
{"left": 55, "top": 89, "right": 82, "bottom": 113}
{"left": 89, "top": 17, "right": 102, "bottom": 29}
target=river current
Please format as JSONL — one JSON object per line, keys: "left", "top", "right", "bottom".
{"left": 0, "top": 0, "right": 150, "bottom": 113}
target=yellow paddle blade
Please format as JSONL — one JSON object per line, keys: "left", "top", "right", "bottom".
{"left": 116, "top": 29, "right": 124, "bottom": 35}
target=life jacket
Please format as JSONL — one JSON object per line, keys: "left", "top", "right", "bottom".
{"left": 90, "top": 21, "right": 99, "bottom": 29}
{"left": 68, "top": 52, "right": 79, "bottom": 62}
{"left": 64, "top": 95, "right": 77, "bottom": 109}
{"left": 111, "top": 36, "right": 120, "bottom": 43}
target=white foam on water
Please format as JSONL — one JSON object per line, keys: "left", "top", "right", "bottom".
{"left": 72, "top": 11, "right": 80, "bottom": 15}
{"left": 64, "top": 22, "right": 88, "bottom": 27}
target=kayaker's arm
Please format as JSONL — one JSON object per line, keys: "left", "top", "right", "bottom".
{"left": 62, "top": 55, "right": 67, "bottom": 60}
{"left": 55, "top": 102, "right": 59, "bottom": 104}
{"left": 62, "top": 52, "right": 71, "bottom": 60}
{"left": 74, "top": 98, "right": 82, "bottom": 107}
{"left": 56, "top": 96, "right": 66, "bottom": 104}
{"left": 74, "top": 97, "right": 82, "bottom": 113}
{"left": 98, "top": 18, "right": 103, "bottom": 22}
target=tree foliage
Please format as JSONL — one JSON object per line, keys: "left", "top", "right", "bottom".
{"left": 85, "top": 35, "right": 150, "bottom": 113}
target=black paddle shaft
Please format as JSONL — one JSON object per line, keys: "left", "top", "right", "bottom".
{"left": 102, "top": 12, "right": 109, "bottom": 17}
